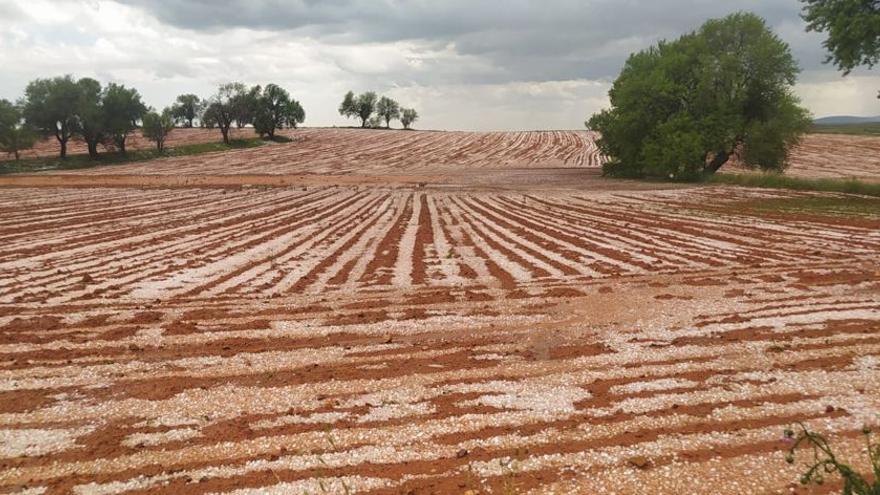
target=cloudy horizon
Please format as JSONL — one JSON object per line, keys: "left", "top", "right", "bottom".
{"left": 1, "top": 0, "right": 878, "bottom": 131}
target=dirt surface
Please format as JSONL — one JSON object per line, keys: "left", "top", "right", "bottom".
{"left": 722, "top": 133, "right": 880, "bottom": 181}
{"left": 0, "top": 168, "right": 693, "bottom": 192}
{"left": 9, "top": 128, "right": 880, "bottom": 181}
{"left": 0, "top": 130, "right": 879, "bottom": 495}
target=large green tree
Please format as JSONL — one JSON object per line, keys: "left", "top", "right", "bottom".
{"left": 170, "top": 94, "right": 203, "bottom": 128}
{"left": 102, "top": 83, "right": 147, "bottom": 154}
{"left": 22, "top": 75, "right": 81, "bottom": 159}
{"left": 588, "top": 12, "right": 812, "bottom": 180}
{"left": 253, "top": 84, "right": 305, "bottom": 139}
{"left": 0, "top": 100, "right": 38, "bottom": 161}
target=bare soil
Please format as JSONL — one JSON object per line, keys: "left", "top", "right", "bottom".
{"left": 0, "top": 129, "right": 878, "bottom": 495}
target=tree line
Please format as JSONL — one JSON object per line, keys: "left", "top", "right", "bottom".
{"left": 0, "top": 77, "right": 305, "bottom": 160}
{"left": 338, "top": 91, "right": 419, "bottom": 129}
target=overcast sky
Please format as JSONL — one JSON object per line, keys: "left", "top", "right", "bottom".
{"left": 1, "top": 0, "right": 878, "bottom": 131}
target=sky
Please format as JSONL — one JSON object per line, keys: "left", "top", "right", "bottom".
{"left": 0, "top": 0, "right": 878, "bottom": 131}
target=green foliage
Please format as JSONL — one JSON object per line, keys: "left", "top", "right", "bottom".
{"left": 232, "top": 85, "right": 262, "bottom": 129}
{"left": 253, "top": 84, "right": 305, "bottom": 139}
{"left": 102, "top": 83, "right": 147, "bottom": 153}
{"left": 22, "top": 75, "right": 81, "bottom": 158}
{"left": 339, "top": 91, "right": 356, "bottom": 120}
{"left": 24, "top": 76, "right": 147, "bottom": 159}
{"left": 376, "top": 96, "right": 401, "bottom": 128}
{"left": 141, "top": 108, "right": 175, "bottom": 151}
{"left": 203, "top": 83, "right": 249, "bottom": 144}
{"left": 73, "top": 77, "right": 106, "bottom": 160}
{"left": 339, "top": 91, "right": 378, "bottom": 127}
{"left": 783, "top": 423, "right": 880, "bottom": 494}
{"left": 709, "top": 173, "right": 880, "bottom": 197}
{"left": 401, "top": 108, "right": 419, "bottom": 130}
{"left": 354, "top": 92, "right": 378, "bottom": 128}
{"left": 170, "top": 94, "right": 203, "bottom": 128}
{"left": 802, "top": 0, "right": 880, "bottom": 76}
{"left": 366, "top": 115, "right": 383, "bottom": 129}
{"left": 588, "top": 12, "right": 812, "bottom": 180}
{"left": 0, "top": 100, "right": 38, "bottom": 161}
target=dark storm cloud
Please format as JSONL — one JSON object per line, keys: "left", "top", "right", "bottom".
{"left": 118, "top": 0, "right": 829, "bottom": 81}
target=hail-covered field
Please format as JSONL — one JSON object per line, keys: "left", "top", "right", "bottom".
{"left": 0, "top": 129, "right": 879, "bottom": 495}
{"left": 14, "top": 128, "right": 880, "bottom": 181}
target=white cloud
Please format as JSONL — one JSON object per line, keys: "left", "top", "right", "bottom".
{"left": 796, "top": 75, "right": 880, "bottom": 117}
{"left": 0, "top": 0, "right": 877, "bottom": 130}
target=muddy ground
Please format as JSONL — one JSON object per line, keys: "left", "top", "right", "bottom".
{"left": 0, "top": 130, "right": 878, "bottom": 495}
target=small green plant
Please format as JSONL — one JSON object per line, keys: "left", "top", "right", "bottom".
{"left": 783, "top": 423, "right": 880, "bottom": 494}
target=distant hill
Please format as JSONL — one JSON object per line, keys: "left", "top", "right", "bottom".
{"left": 813, "top": 115, "right": 880, "bottom": 125}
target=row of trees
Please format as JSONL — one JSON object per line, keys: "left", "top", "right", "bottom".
{"left": 10, "top": 76, "right": 150, "bottom": 159}
{"left": 0, "top": 77, "right": 306, "bottom": 160}
{"left": 198, "top": 83, "right": 306, "bottom": 144}
{"left": 339, "top": 91, "right": 419, "bottom": 129}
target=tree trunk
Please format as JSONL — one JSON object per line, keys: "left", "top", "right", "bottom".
{"left": 221, "top": 126, "right": 230, "bottom": 145}
{"left": 361, "top": 118, "right": 368, "bottom": 128}
{"left": 705, "top": 150, "right": 731, "bottom": 174}
{"left": 87, "top": 140, "right": 99, "bottom": 160}
{"left": 58, "top": 137, "right": 67, "bottom": 159}
{"left": 268, "top": 128, "right": 275, "bottom": 140}
{"left": 14, "top": 150, "right": 20, "bottom": 161}
{"left": 119, "top": 135, "right": 127, "bottom": 155}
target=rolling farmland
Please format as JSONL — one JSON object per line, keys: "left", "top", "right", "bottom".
{"left": 12, "top": 128, "right": 880, "bottom": 180}
{"left": 0, "top": 130, "right": 879, "bottom": 495}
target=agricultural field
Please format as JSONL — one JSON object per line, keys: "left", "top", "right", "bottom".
{"left": 8, "top": 128, "right": 880, "bottom": 181}
{"left": 0, "top": 130, "right": 878, "bottom": 495}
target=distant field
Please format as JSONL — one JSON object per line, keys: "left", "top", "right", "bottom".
{"left": 6, "top": 128, "right": 880, "bottom": 182}
{"left": 722, "top": 133, "right": 880, "bottom": 181}
{"left": 11, "top": 128, "right": 607, "bottom": 175}
{"left": 810, "top": 122, "right": 880, "bottom": 136}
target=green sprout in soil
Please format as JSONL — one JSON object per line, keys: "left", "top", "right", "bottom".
{"left": 784, "top": 422, "right": 880, "bottom": 494}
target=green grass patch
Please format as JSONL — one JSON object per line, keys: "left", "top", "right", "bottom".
{"left": 809, "top": 122, "right": 880, "bottom": 136}
{"left": 737, "top": 196, "right": 880, "bottom": 216}
{"left": 0, "top": 137, "right": 266, "bottom": 175}
{"left": 709, "top": 173, "right": 880, "bottom": 198}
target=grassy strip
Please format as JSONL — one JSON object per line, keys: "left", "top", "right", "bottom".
{"left": 736, "top": 196, "right": 880, "bottom": 216}
{"left": 809, "top": 123, "right": 880, "bottom": 136}
{"left": 708, "top": 173, "right": 880, "bottom": 198}
{"left": 0, "top": 137, "right": 267, "bottom": 175}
